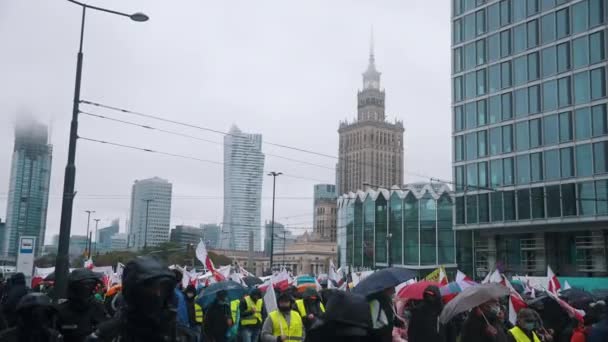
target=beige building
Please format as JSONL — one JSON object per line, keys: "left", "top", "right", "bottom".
{"left": 337, "top": 45, "right": 404, "bottom": 195}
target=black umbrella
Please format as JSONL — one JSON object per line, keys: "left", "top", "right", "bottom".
{"left": 352, "top": 268, "right": 415, "bottom": 297}
{"left": 43, "top": 272, "right": 55, "bottom": 282}
{"left": 559, "top": 288, "right": 596, "bottom": 310}
{"left": 242, "top": 276, "right": 263, "bottom": 287}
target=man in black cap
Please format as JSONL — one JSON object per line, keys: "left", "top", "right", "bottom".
{"left": 56, "top": 268, "right": 108, "bottom": 342}
{"left": 86, "top": 256, "right": 180, "bottom": 341}
{"left": 261, "top": 292, "right": 304, "bottom": 342}
{"left": 0, "top": 292, "right": 63, "bottom": 342}
{"left": 204, "top": 289, "right": 233, "bottom": 342}
{"left": 240, "top": 288, "right": 265, "bottom": 342}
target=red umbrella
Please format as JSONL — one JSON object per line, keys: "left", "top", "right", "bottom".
{"left": 397, "top": 281, "right": 440, "bottom": 300}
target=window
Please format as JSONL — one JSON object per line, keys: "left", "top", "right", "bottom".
{"left": 541, "top": 12, "right": 555, "bottom": 45}
{"left": 464, "top": 0, "right": 475, "bottom": 12}
{"left": 490, "top": 126, "right": 502, "bottom": 155}
{"left": 466, "top": 195, "right": 478, "bottom": 223}
{"left": 591, "top": 67, "right": 606, "bottom": 100}
{"left": 541, "top": 46, "right": 556, "bottom": 77}
{"left": 504, "top": 157, "right": 514, "bottom": 185}
{"left": 478, "top": 161, "right": 488, "bottom": 187}
{"left": 504, "top": 190, "right": 516, "bottom": 220}
{"left": 562, "top": 183, "right": 576, "bottom": 216}
{"left": 530, "top": 118, "right": 541, "bottom": 147}
{"left": 560, "top": 147, "right": 574, "bottom": 178}
{"left": 455, "top": 166, "right": 465, "bottom": 191}
{"left": 528, "top": 52, "right": 539, "bottom": 81}
{"left": 488, "top": 3, "right": 500, "bottom": 32}
{"left": 559, "top": 111, "right": 572, "bottom": 142}
{"left": 503, "top": 124, "right": 513, "bottom": 153}
{"left": 573, "top": 36, "right": 589, "bottom": 69}
{"left": 501, "top": 30, "right": 511, "bottom": 58}
{"left": 518, "top": 189, "right": 531, "bottom": 219}
{"left": 575, "top": 107, "right": 592, "bottom": 139}
{"left": 545, "top": 149, "right": 560, "bottom": 180}
{"left": 477, "top": 39, "right": 487, "bottom": 65}
{"left": 489, "top": 64, "right": 501, "bottom": 93}
{"left": 527, "top": 19, "right": 538, "bottom": 49}
{"left": 527, "top": 0, "right": 539, "bottom": 16}
{"left": 476, "top": 10, "right": 486, "bottom": 35}
{"left": 478, "top": 130, "right": 487, "bottom": 157}
{"left": 517, "top": 154, "right": 530, "bottom": 184}
{"left": 454, "top": 48, "right": 463, "bottom": 73}
{"left": 513, "top": 0, "right": 526, "bottom": 22}
{"left": 546, "top": 185, "right": 561, "bottom": 217}
{"left": 464, "top": 42, "right": 476, "bottom": 70}
{"left": 454, "top": 0, "right": 463, "bottom": 16}
{"left": 576, "top": 144, "right": 593, "bottom": 177}
{"left": 515, "top": 88, "right": 528, "bottom": 117}
{"left": 516, "top": 121, "right": 530, "bottom": 151}
{"left": 464, "top": 13, "right": 476, "bottom": 41}
{"left": 541, "top": 0, "right": 554, "bottom": 11}
{"left": 513, "top": 56, "right": 527, "bottom": 86}
{"left": 500, "top": 0, "right": 511, "bottom": 27}
{"left": 466, "top": 132, "right": 477, "bottom": 160}
{"left": 491, "top": 192, "right": 503, "bottom": 221}
{"left": 455, "top": 106, "right": 464, "bottom": 132}
{"left": 556, "top": 8, "right": 569, "bottom": 39}
{"left": 574, "top": 71, "right": 590, "bottom": 105}
{"left": 542, "top": 80, "right": 557, "bottom": 111}
{"left": 490, "top": 158, "right": 503, "bottom": 186}
{"left": 502, "top": 92, "right": 512, "bottom": 120}
{"left": 557, "top": 42, "right": 570, "bottom": 73}
{"left": 456, "top": 197, "right": 465, "bottom": 224}
{"left": 513, "top": 23, "right": 527, "bottom": 54}
{"left": 596, "top": 180, "right": 608, "bottom": 215}
{"left": 465, "top": 102, "right": 476, "bottom": 129}
{"left": 455, "top": 136, "right": 464, "bottom": 161}
{"left": 578, "top": 182, "right": 595, "bottom": 216}
{"left": 478, "top": 193, "right": 490, "bottom": 223}
{"left": 592, "top": 104, "right": 607, "bottom": 136}
{"left": 544, "top": 114, "right": 559, "bottom": 145}
{"left": 488, "top": 33, "right": 500, "bottom": 62}
{"left": 489, "top": 95, "right": 501, "bottom": 123}
{"left": 529, "top": 85, "right": 540, "bottom": 113}
{"left": 454, "top": 77, "right": 463, "bottom": 102}
{"left": 477, "top": 69, "right": 487, "bottom": 95}
{"left": 558, "top": 77, "right": 571, "bottom": 108}
{"left": 572, "top": 1, "right": 588, "bottom": 34}
{"left": 478, "top": 100, "right": 487, "bottom": 126}
{"left": 531, "top": 152, "right": 543, "bottom": 181}
{"left": 590, "top": 31, "right": 605, "bottom": 64}
{"left": 589, "top": 0, "right": 605, "bottom": 27}
{"left": 594, "top": 142, "right": 608, "bottom": 173}
{"left": 465, "top": 72, "right": 476, "bottom": 99}
{"left": 454, "top": 19, "right": 463, "bottom": 44}
{"left": 531, "top": 187, "right": 545, "bottom": 218}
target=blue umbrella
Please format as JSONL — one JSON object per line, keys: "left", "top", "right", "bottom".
{"left": 353, "top": 268, "right": 416, "bottom": 297}
{"left": 196, "top": 281, "right": 247, "bottom": 309}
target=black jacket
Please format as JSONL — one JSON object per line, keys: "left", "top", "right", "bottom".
{"left": 2, "top": 273, "right": 29, "bottom": 327}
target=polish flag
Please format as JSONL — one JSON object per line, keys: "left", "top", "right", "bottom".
{"left": 503, "top": 275, "right": 527, "bottom": 325}
{"left": 546, "top": 291, "right": 585, "bottom": 323}
{"left": 547, "top": 265, "right": 561, "bottom": 294}
{"left": 455, "top": 270, "right": 476, "bottom": 289}
{"left": 438, "top": 267, "right": 449, "bottom": 286}
{"left": 272, "top": 269, "right": 290, "bottom": 291}
{"left": 84, "top": 258, "right": 94, "bottom": 270}
{"left": 196, "top": 239, "right": 224, "bottom": 281}
{"left": 487, "top": 269, "right": 503, "bottom": 285}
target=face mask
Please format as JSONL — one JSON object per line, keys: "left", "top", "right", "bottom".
{"left": 490, "top": 306, "right": 501, "bottom": 315}
{"left": 523, "top": 322, "right": 535, "bottom": 331}
{"left": 279, "top": 305, "right": 291, "bottom": 313}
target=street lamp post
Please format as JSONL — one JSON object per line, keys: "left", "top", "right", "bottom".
{"left": 84, "top": 210, "right": 94, "bottom": 258}
{"left": 54, "top": 0, "right": 148, "bottom": 300}
{"left": 93, "top": 218, "right": 100, "bottom": 256}
{"left": 267, "top": 172, "right": 282, "bottom": 272}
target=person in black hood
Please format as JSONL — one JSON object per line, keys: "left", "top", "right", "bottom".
{"left": 87, "top": 256, "right": 181, "bottom": 342}
{"left": 1, "top": 272, "right": 29, "bottom": 327}
{"left": 368, "top": 287, "right": 396, "bottom": 342}
{"left": 56, "top": 268, "right": 108, "bottom": 342}
{"left": 407, "top": 285, "right": 444, "bottom": 342}
{"left": 307, "top": 291, "right": 373, "bottom": 342}
{"left": 0, "top": 292, "right": 63, "bottom": 342}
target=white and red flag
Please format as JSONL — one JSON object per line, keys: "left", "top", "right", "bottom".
{"left": 196, "top": 239, "right": 224, "bottom": 281}
{"left": 547, "top": 265, "right": 561, "bottom": 294}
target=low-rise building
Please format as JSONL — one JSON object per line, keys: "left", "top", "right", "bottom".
{"left": 110, "top": 233, "right": 128, "bottom": 251}
{"left": 170, "top": 225, "right": 204, "bottom": 247}
{"left": 201, "top": 224, "right": 221, "bottom": 249}
{"left": 69, "top": 235, "right": 89, "bottom": 257}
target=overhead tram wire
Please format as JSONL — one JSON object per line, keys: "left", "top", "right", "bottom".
{"left": 79, "top": 100, "right": 447, "bottom": 183}
{"left": 78, "top": 136, "right": 333, "bottom": 184}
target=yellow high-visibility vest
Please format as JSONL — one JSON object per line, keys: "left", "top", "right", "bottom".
{"left": 194, "top": 303, "right": 203, "bottom": 324}
{"left": 230, "top": 299, "right": 240, "bottom": 324}
{"left": 294, "top": 299, "right": 325, "bottom": 318}
{"left": 269, "top": 310, "right": 303, "bottom": 341}
{"left": 241, "top": 296, "right": 263, "bottom": 326}
{"left": 508, "top": 326, "right": 541, "bottom": 342}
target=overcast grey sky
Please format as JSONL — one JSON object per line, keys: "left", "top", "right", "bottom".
{"left": 0, "top": 0, "right": 451, "bottom": 244}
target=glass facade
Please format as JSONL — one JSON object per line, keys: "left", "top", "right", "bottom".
{"left": 452, "top": 0, "right": 608, "bottom": 276}
{"left": 337, "top": 183, "right": 455, "bottom": 269}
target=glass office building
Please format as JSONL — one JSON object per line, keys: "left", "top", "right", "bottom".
{"left": 337, "top": 183, "right": 457, "bottom": 275}
{"left": 452, "top": 0, "right": 608, "bottom": 278}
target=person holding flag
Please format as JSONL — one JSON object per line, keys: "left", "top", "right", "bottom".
{"left": 239, "top": 288, "right": 265, "bottom": 342}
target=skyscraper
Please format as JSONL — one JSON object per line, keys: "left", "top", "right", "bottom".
{"left": 452, "top": 0, "right": 608, "bottom": 277}
{"left": 3, "top": 118, "right": 52, "bottom": 260}
{"left": 222, "top": 125, "right": 265, "bottom": 251}
{"left": 336, "top": 40, "right": 404, "bottom": 195}
{"left": 128, "top": 177, "right": 172, "bottom": 249}
{"left": 313, "top": 184, "right": 338, "bottom": 241}
{"left": 96, "top": 219, "right": 119, "bottom": 253}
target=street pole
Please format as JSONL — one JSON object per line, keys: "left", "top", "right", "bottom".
{"left": 84, "top": 210, "right": 94, "bottom": 258}
{"left": 143, "top": 199, "right": 153, "bottom": 249}
{"left": 267, "top": 172, "right": 282, "bottom": 272}
{"left": 53, "top": 0, "right": 148, "bottom": 300}
{"left": 283, "top": 230, "right": 286, "bottom": 269}
{"left": 93, "top": 218, "right": 100, "bottom": 256}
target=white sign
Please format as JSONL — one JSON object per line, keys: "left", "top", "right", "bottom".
{"left": 16, "top": 236, "right": 36, "bottom": 285}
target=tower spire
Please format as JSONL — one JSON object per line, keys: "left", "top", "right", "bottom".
{"left": 369, "top": 25, "right": 375, "bottom": 62}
